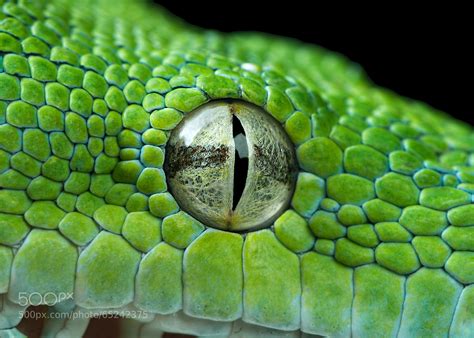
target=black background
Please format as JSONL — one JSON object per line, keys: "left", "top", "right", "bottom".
{"left": 152, "top": 2, "right": 473, "bottom": 126}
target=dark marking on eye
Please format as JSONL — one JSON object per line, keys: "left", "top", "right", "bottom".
{"left": 253, "top": 144, "right": 297, "bottom": 184}
{"left": 165, "top": 145, "right": 230, "bottom": 178}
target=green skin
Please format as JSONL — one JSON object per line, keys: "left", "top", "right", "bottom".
{"left": 0, "top": 0, "right": 473, "bottom": 337}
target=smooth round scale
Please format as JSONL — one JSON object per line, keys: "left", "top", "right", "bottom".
{"left": 165, "top": 101, "right": 297, "bottom": 232}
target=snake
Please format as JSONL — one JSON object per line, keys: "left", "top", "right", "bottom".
{"left": 0, "top": 0, "right": 473, "bottom": 337}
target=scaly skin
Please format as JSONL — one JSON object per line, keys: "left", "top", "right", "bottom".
{"left": 0, "top": 0, "right": 473, "bottom": 337}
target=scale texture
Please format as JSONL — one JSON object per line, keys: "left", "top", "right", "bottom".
{"left": 0, "top": 0, "right": 473, "bottom": 337}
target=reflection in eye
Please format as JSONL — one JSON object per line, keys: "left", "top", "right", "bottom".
{"left": 165, "top": 101, "right": 297, "bottom": 232}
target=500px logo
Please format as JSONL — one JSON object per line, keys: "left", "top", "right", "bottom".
{"left": 17, "top": 292, "right": 74, "bottom": 306}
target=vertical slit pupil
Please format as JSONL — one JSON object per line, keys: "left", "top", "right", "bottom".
{"left": 232, "top": 116, "right": 248, "bottom": 210}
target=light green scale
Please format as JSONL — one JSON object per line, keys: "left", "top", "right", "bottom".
{"left": 0, "top": 0, "right": 473, "bottom": 337}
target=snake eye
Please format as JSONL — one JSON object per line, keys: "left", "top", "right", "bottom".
{"left": 165, "top": 101, "right": 297, "bottom": 232}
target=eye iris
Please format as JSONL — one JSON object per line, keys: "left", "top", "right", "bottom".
{"left": 165, "top": 101, "right": 297, "bottom": 232}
